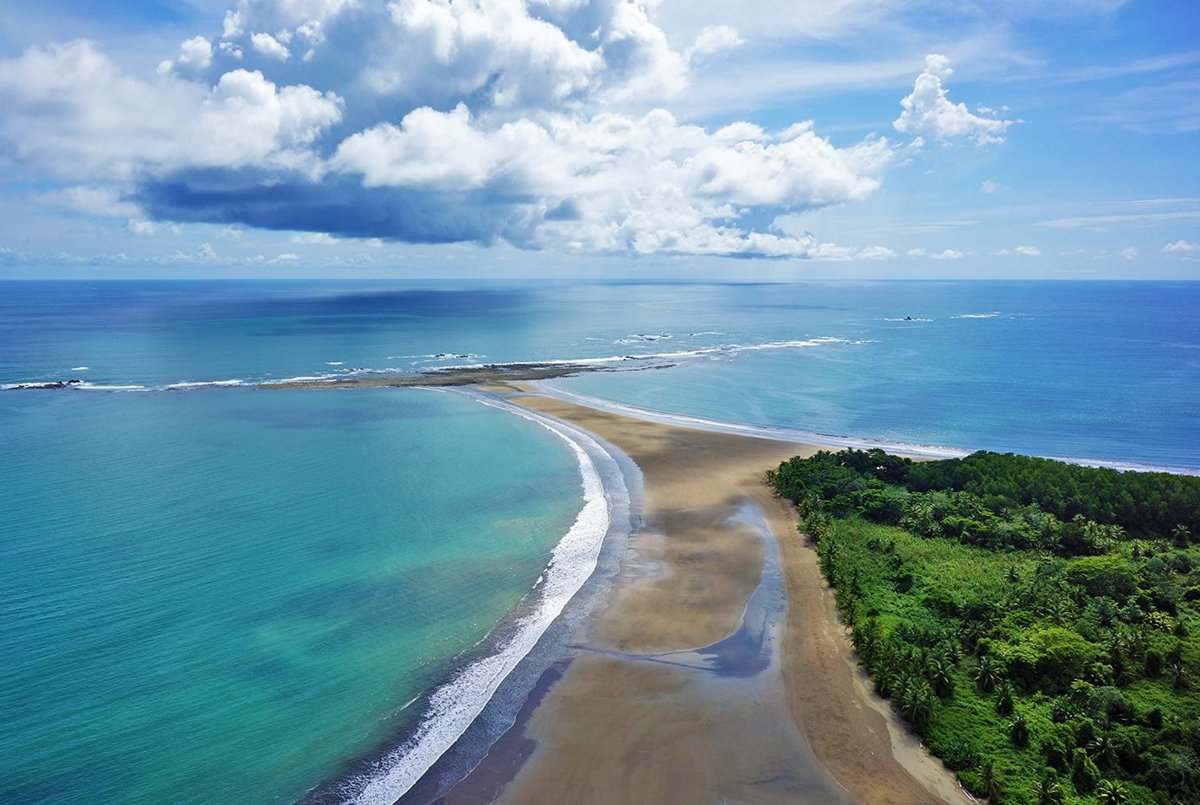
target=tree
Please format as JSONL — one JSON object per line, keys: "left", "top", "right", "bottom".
{"left": 854, "top": 616, "right": 882, "bottom": 665}
{"left": 1170, "top": 660, "right": 1189, "bottom": 690}
{"left": 996, "top": 680, "right": 1015, "bottom": 716}
{"left": 976, "top": 655, "right": 998, "bottom": 693}
{"left": 1088, "top": 729, "right": 1118, "bottom": 770}
{"left": 1096, "top": 779, "right": 1129, "bottom": 804}
{"left": 980, "top": 758, "right": 1002, "bottom": 802}
{"left": 898, "top": 675, "right": 935, "bottom": 734}
{"left": 928, "top": 656, "right": 955, "bottom": 699}
{"left": 1010, "top": 713, "right": 1030, "bottom": 747}
{"left": 1071, "top": 748, "right": 1100, "bottom": 793}
{"left": 1032, "top": 770, "right": 1063, "bottom": 805}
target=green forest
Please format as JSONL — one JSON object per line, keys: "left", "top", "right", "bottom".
{"left": 768, "top": 449, "right": 1200, "bottom": 804}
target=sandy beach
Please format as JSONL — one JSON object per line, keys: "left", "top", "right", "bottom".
{"left": 437, "top": 390, "right": 972, "bottom": 805}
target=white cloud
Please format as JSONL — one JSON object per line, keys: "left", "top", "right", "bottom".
{"left": 333, "top": 104, "right": 892, "bottom": 255}
{"left": 598, "top": 0, "right": 689, "bottom": 103}
{"left": 364, "top": 0, "right": 605, "bottom": 108}
{"left": 251, "top": 32, "right": 291, "bottom": 60}
{"left": 856, "top": 245, "right": 897, "bottom": 260}
{"left": 1164, "top": 239, "right": 1200, "bottom": 253}
{"left": 685, "top": 25, "right": 744, "bottom": 63}
{"left": 180, "top": 36, "right": 214, "bottom": 69}
{"left": 1119, "top": 246, "right": 1138, "bottom": 259}
{"left": 0, "top": 2, "right": 944, "bottom": 260}
{"left": 291, "top": 231, "right": 340, "bottom": 244}
{"left": 0, "top": 42, "right": 342, "bottom": 180}
{"left": 42, "top": 185, "right": 141, "bottom": 218}
{"left": 908, "top": 247, "right": 964, "bottom": 260}
{"left": 160, "top": 36, "right": 214, "bottom": 74}
{"left": 981, "top": 179, "right": 1005, "bottom": 194}
{"left": 127, "top": 219, "right": 158, "bottom": 235}
{"left": 994, "top": 245, "right": 1040, "bottom": 256}
{"left": 894, "top": 54, "right": 1015, "bottom": 146}
{"left": 223, "top": 10, "right": 245, "bottom": 39}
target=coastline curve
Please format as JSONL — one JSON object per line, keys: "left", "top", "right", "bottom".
{"left": 328, "top": 388, "right": 639, "bottom": 805}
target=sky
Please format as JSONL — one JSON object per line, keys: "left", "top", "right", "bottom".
{"left": 0, "top": 0, "right": 1197, "bottom": 279}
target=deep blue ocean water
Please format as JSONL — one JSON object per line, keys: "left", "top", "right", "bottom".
{"left": 1, "top": 279, "right": 1197, "bottom": 803}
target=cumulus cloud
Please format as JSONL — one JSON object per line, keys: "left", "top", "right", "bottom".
{"left": 0, "top": 1, "right": 905, "bottom": 259}
{"left": 850, "top": 245, "right": 896, "bottom": 260}
{"left": 250, "top": 32, "right": 291, "bottom": 60}
{"left": 1164, "top": 239, "right": 1199, "bottom": 253}
{"left": 291, "top": 231, "right": 340, "bottom": 244}
{"left": 994, "top": 245, "right": 1040, "bottom": 256}
{"left": 981, "top": 179, "right": 1005, "bottom": 194}
{"left": 330, "top": 105, "right": 891, "bottom": 255}
{"left": 127, "top": 219, "right": 159, "bottom": 236}
{"left": 908, "top": 247, "right": 964, "bottom": 260}
{"left": 0, "top": 41, "right": 342, "bottom": 180}
{"left": 358, "top": 0, "right": 604, "bottom": 108}
{"left": 1119, "top": 246, "right": 1139, "bottom": 259}
{"left": 895, "top": 55, "right": 1015, "bottom": 146}
{"left": 161, "top": 36, "right": 214, "bottom": 73}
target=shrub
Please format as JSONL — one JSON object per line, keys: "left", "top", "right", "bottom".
{"left": 1071, "top": 747, "right": 1100, "bottom": 793}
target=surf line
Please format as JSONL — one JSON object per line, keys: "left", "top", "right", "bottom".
{"left": 346, "top": 389, "right": 631, "bottom": 805}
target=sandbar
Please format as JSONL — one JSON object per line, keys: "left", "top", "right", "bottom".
{"left": 437, "top": 390, "right": 972, "bottom": 804}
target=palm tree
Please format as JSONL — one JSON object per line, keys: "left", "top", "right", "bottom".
{"left": 1170, "top": 660, "right": 1189, "bottom": 691}
{"left": 853, "top": 616, "right": 881, "bottom": 664}
{"left": 1033, "top": 771, "right": 1063, "bottom": 805}
{"left": 1009, "top": 713, "right": 1030, "bottom": 747}
{"left": 1096, "top": 779, "right": 1129, "bottom": 804}
{"left": 1049, "top": 597, "right": 1075, "bottom": 625}
{"left": 928, "top": 657, "right": 954, "bottom": 699}
{"left": 1088, "top": 730, "right": 1118, "bottom": 769}
{"left": 995, "top": 680, "right": 1015, "bottom": 716}
{"left": 1172, "top": 523, "right": 1191, "bottom": 548}
{"left": 976, "top": 656, "right": 998, "bottom": 692}
{"left": 899, "top": 676, "right": 935, "bottom": 733}
{"left": 979, "top": 758, "right": 1002, "bottom": 802}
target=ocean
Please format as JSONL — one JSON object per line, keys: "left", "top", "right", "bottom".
{"left": 1, "top": 279, "right": 1197, "bottom": 803}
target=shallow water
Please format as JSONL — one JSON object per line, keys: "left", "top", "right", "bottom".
{"left": 0, "top": 388, "right": 582, "bottom": 804}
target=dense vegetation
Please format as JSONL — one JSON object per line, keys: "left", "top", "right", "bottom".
{"left": 768, "top": 449, "right": 1200, "bottom": 804}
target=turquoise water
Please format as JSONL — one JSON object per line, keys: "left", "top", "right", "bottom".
{"left": 0, "top": 388, "right": 580, "bottom": 803}
{"left": 1, "top": 279, "right": 1198, "bottom": 804}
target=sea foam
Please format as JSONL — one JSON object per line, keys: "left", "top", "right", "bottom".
{"left": 531, "top": 385, "right": 1200, "bottom": 476}
{"left": 346, "top": 397, "right": 615, "bottom": 804}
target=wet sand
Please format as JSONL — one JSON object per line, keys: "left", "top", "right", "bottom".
{"left": 442, "top": 393, "right": 971, "bottom": 805}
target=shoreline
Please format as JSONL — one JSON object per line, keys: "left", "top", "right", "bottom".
{"left": 312, "top": 390, "right": 641, "bottom": 805}
{"left": 529, "top": 382, "right": 1200, "bottom": 476}
{"left": 11, "top": 368, "right": 1196, "bottom": 476}
{"left": 432, "top": 387, "right": 974, "bottom": 805}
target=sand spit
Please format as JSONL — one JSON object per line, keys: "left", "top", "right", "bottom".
{"left": 439, "top": 391, "right": 972, "bottom": 805}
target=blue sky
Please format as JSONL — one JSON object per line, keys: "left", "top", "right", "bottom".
{"left": 0, "top": 0, "right": 1197, "bottom": 279}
